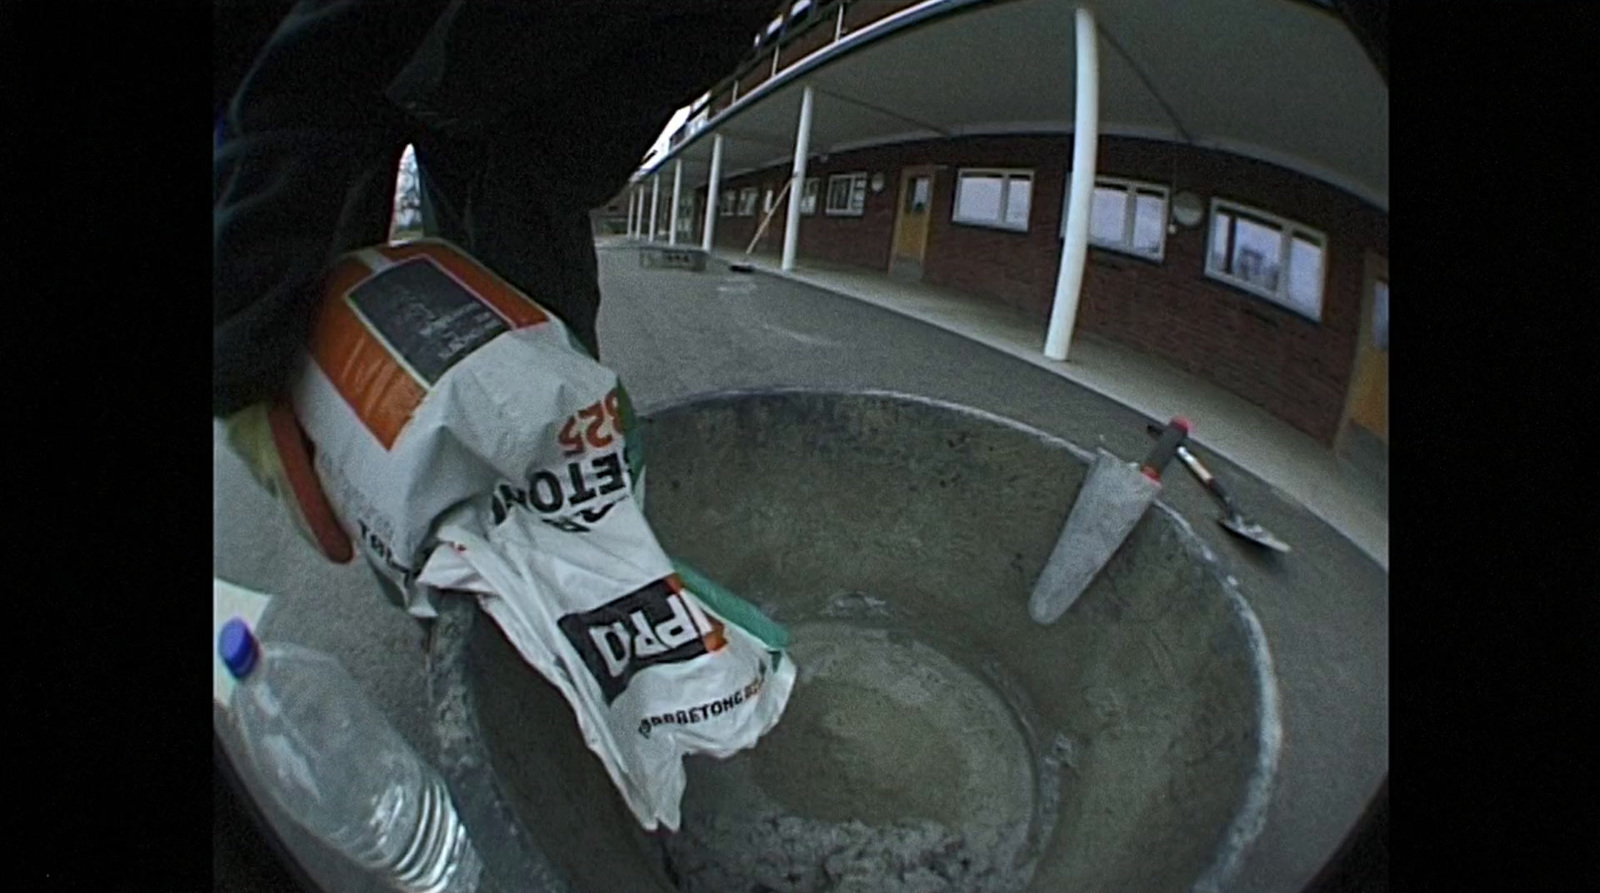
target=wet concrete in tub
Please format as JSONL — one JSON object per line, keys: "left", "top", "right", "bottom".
{"left": 452, "top": 391, "right": 1277, "bottom": 893}
{"left": 663, "top": 613, "right": 1056, "bottom": 893}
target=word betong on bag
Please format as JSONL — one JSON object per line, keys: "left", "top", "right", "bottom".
{"left": 288, "top": 239, "right": 793, "bottom": 830}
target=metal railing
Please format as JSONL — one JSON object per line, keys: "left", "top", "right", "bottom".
{"left": 665, "top": 0, "right": 921, "bottom": 152}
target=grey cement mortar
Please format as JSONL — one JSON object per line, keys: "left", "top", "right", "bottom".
{"left": 667, "top": 814, "right": 1016, "bottom": 893}
{"left": 440, "top": 390, "right": 1274, "bottom": 893}
{"left": 594, "top": 251, "right": 1387, "bottom": 893}
{"left": 663, "top": 621, "right": 1041, "bottom": 893}
{"left": 641, "top": 391, "right": 1270, "bottom": 892}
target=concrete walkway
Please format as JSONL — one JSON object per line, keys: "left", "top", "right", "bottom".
{"left": 685, "top": 242, "right": 1389, "bottom": 570}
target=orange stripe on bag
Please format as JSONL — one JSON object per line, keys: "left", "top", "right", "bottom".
{"left": 309, "top": 241, "right": 553, "bottom": 450}
{"left": 667, "top": 574, "right": 727, "bottom": 653}
{"left": 308, "top": 254, "right": 427, "bottom": 450}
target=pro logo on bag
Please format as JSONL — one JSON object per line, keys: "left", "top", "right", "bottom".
{"left": 558, "top": 578, "right": 727, "bottom": 704}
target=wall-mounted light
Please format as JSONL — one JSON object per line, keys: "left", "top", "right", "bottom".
{"left": 1171, "top": 191, "right": 1204, "bottom": 228}
{"left": 870, "top": 173, "right": 886, "bottom": 193}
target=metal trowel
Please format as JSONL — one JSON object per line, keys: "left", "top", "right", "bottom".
{"left": 1145, "top": 424, "right": 1291, "bottom": 553}
{"left": 1026, "top": 418, "right": 1192, "bottom": 625}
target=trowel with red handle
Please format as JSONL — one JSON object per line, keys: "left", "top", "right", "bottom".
{"left": 1027, "top": 418, "right": 1191, "bottom": 625}
{"left": 1144, "top": 424, "right": 1291, "bottom": 553}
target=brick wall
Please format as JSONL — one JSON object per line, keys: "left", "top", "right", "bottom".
{"left": 707, "top": 149, "right": 902, "bottom": 269}
{"left": 695, "top": 133, "right": 1386, "bottom": 445}
{"left": 702, "top": 173, "right": 793, "bottom": 255}
{"left": 918, "top": 136, "right": 1072, "bottom": 316}
{"left": 1074, "top": 137, "right": 1387, "bottom": 444}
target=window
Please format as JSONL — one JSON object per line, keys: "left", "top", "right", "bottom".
{"left": 686, "top": 108, "right": 708, "bottom": 139}
{"left": 389, "top": 144, "right": 421, "bottom": 236}
{"left": 953, "top": 169, "right": 1032, "bottom": 231}
{"left": 825, "top": 173, "right": 868, "bottom": 216}
{"left": 800, "top": 178, "right": 820, "bottom": 215}
{"left": 676, "top": 194, "right": 695, "bottom": 234}
{"left": 738, "top": 187, "right": 759, "bottom": 217}
{"left": 1207, "top": 199, "right": 1327, "bottom": 321}
{"left": 763, "top": 187, "right": 776, "bottom": 214}
{"left": 1372, "top": 279, "right": 1389, "bottom": 350}
{"left": 904, "top": 176, "right": 931, "bottom": 213}
{"left": 719, "top": 189, "right": 736, "bottom": 217}
{"left": 791, "top": 0, "right": 813, "bottom": 18}
{"left": 1073, "top": 177, "right": 1169, "bottom": 260}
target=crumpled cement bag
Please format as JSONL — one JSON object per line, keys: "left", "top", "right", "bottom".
{"left": 289, "top": 238, "right": 794, "bottom": 830}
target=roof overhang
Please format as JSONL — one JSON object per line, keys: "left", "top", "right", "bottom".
{"left": 637, "top": 0, "right": 1388, "bottom": 211}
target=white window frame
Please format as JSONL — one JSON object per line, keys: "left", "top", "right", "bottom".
{"left": 738, "top": 187, "right": 759, "bottom": 217}
{"left": 825, "top": 172, "right": 868, "bottom": 217}
{"left": 763, "top": 187, "right": 777, "bottom": 214}
{"left": 952, "top": 168, "right": 1033, "bottom": 232}
{"left": 800, "top": 177, "right": 820, "bottom": 216}
{"left": 1067, "top": 175, "right": 1170, "bottom": 261}
{"left": 1206, "top": 198, "right": 1328, "bottom": 322}
{"left": 719, "top": 189, "right": 736, "bottom": 217}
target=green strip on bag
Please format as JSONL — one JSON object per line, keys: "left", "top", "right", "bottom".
{"left": 671, "top": 558, "right": 791, "bottom": 653}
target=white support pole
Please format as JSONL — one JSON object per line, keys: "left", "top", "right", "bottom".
{"left": 781, "top": 85, "right": 816, "bottom": 272}
{"left": 835, "top": 2, "right": 845, "bottom": 41}
{"left": 669, "top": 160, "right": 683, "bottom": 245}
{"left": 648, "top": 174, "right": 661, "bottom": 242}
{"left": 627, "top": 189, "right": 638, "bottom": 238}
{"left": 702, "top": 134, "right": 724, "bottom": 252}
{"left": 1043, "top": 6, "right": 1100, "bottom": 362}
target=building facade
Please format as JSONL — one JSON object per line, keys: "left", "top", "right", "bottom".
{"left": 628, "top": 0, "right": 1388, "bottom": 453}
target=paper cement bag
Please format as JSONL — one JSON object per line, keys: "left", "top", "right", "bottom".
{"left": 289, "top": 238, "right": 794, "bottom": 830}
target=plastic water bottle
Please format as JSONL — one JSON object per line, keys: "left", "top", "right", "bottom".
{"left": 219, "top": 619, "right": 483, "bottom": 893}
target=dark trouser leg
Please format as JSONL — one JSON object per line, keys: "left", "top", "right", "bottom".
{"left": 409, "top": 125, "right": 600, "bottom": 358}
{"left": 458, "top": 128, "right": 603, "bottom": 360}
{"left": 212, "top": 0, "right": 447, "bottom": 415}
{"left": 412, "top": 130, "right": 482, "bottom": 247}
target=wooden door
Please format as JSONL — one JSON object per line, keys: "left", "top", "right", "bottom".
{"left": 1342, "top": 253, "right": 1389, "bottom": 445}
{"left": 890, "top": 166, "right": 935, "bottom": 277}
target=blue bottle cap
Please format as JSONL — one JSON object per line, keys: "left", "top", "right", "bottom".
{"left": 218, "top": 618, "right": 259, "bottom": 679}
